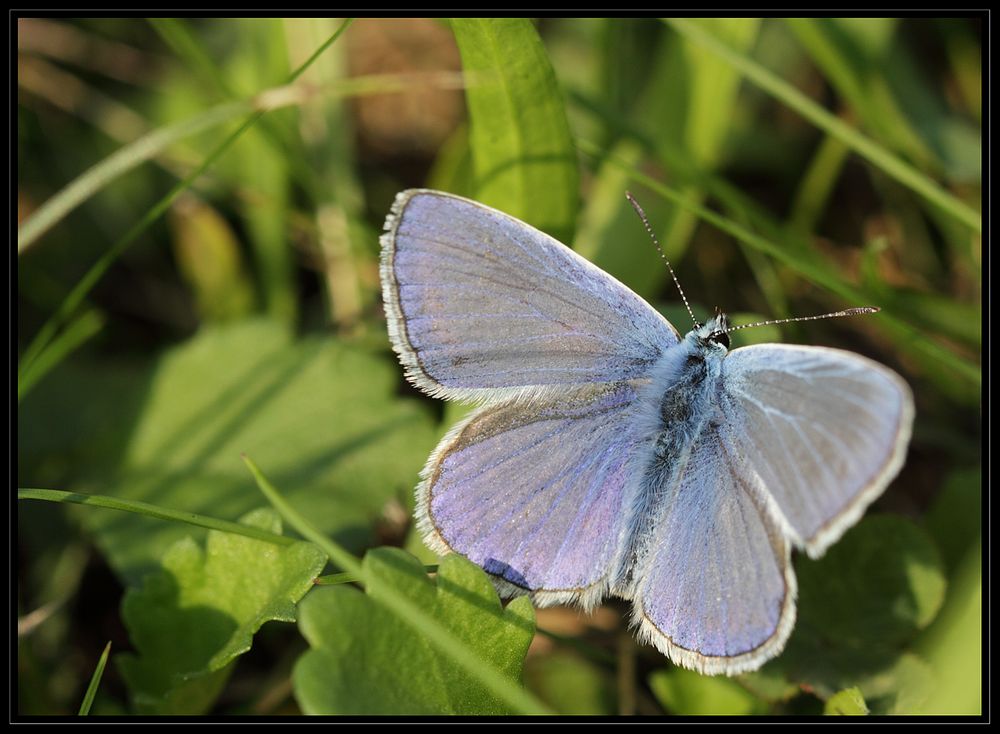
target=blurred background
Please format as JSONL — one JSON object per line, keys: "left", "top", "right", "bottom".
{"left": 17, "top": 18, "right": 981, "bottom": 716}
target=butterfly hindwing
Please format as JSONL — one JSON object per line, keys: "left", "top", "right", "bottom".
{"left": 418, "top": 383, "right": 647, "bottom": 610}
{"left": 630, "top": 423, "right": 796, "bottom": 676}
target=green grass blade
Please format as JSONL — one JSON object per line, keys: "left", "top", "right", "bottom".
{"left": 315, "top": 565, "right": 439, "bottom": 586}
{"left": 77, "top": 641, "right": 112, "bottom": 716}
{"left": 155, "top": 18, "right": 299, "bottom": 323}
{"left": 17, "top": 488, "right": 296, "bottom": 547}
{"left": 788, "top": 133, "right": 851, "bottom": 234}
{"left": 17, "top": 308, "right": 104, "bottom": 403}
{"left": 663, "top": 18, "right": 981, "bottom": 233}
{"left": 241, "top": 454, "right": 553, "bottom": 716}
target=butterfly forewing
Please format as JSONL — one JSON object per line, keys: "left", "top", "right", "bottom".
{"left": 381, "top": 190, "right": 679, "bottom": 402}
{"left": 718, "top": 344, "right": 914, "bottom": 557}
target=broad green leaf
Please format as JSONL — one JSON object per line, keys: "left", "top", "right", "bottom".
{"left": 19, "top": 320, "right": 438, "bottom": 584}
{"left": 795, "top": 515, "right": 946, "bottom": 649}
{"left": 923, "top": 467, "right": 981, "bottom": 574}
{"left": 649, "top": 667, "right": 764, "bottom": 716}
{"left": 824, "top": 686, "right": 868, "bottom": 715}
{"left": 913, "top": 540, "right": 981, "bottom": 715}
{"left": 118, "top": 508, "right": 326, "bottom": 714}
{"left": 450, "top": 18, "right": 579, "bottom": 244}
{"left": 867, "top": 653, "right": 936, "bottom": 714}
{"left": 752, "top": 515, "right": 946, "bottom": 707}
{"left": 293, "top": 548, "right": 535, "bottom": 715}
{"left": 524, "top": 651, "right": 616, "bottom": 715}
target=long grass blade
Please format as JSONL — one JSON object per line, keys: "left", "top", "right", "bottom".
{"left": 77, "top": 641, "right": 112, "bottom": 716}
{"left": 17, "top": 308, "right": 104, "bottom": 402}
{"left": 17, "top": 488, "right": 296, "bottom": 547}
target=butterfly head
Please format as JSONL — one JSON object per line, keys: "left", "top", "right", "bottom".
{"left": 688, "top": 312, "right": 731, "bottom": 352}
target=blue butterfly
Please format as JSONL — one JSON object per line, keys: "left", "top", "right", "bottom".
{"left": 380, "top": 189, "right": 913, "bottom": 675}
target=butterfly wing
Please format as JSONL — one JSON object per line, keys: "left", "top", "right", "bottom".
{"left": 418, "top": 382, "right": 648, "bottom": 610}
{"left": 718, "top": 344, "right": 914, "bottom": 558}
{"left": 630, "top": 423, "right": 796, "bottom": 675}
{"left": 380, "top": 189, "right": 679, "bottom": 402}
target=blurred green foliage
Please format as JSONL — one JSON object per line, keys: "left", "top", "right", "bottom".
{"left": 17, "top": 17, "right": 980, "bottom": 716}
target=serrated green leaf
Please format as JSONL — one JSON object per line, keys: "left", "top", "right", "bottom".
{"left": 20, "top": 320, "right": 437, "bottom": 585}
{"left": 824, "top": 686, "right": 868, "bottom": 715}
{"left": 450, "top": 18, "right": 579, "bottom": 244}
{"left": 649, "top": 667, "right": 764, "bottom": 716}
{"left": 293, "top": 548, "right": 535, "bottom": 715}
{"left": 118, "top": 508, "right": 326, "bottom": 714}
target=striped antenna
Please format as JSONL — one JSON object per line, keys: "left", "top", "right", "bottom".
{"left": 711, "top": 307, "right": 880, "bottom": 340}
{"left": 626, "top": 191, "right": 700, "bottom": 329}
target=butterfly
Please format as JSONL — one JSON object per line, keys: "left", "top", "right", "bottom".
{"left": 379, "top": 188, "right": 914, "bottom": 675}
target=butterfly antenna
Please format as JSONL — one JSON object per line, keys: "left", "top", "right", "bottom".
{"left": 713, "top": 307, "right": 880, "bottom": 339}
{"left": 626, "top": 191, "right": 701, "bottom": 329}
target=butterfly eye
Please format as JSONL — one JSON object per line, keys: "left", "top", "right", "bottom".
{"left": 707, "top": 331, "right": 730, "bottom": 349}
